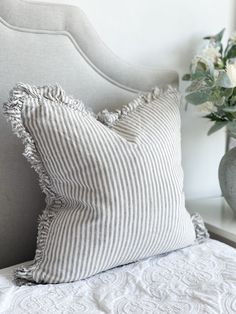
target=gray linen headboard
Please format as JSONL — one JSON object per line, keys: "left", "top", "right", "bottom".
{"left": 0, "top": 0, "right": 178, "bottom": 268}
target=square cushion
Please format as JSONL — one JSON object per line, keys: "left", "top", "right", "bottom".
{"left": 4, "top": 84, "right": 204, "bottom": 284}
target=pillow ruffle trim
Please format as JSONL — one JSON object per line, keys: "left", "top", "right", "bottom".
{"left": 97, "top": 85, "right": 179, "bottom": 127}
{"left": 3, "top": 83, "right": 88, "bottom": 285}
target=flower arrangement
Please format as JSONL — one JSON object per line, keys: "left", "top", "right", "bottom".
{"left": 183, "top": 29, "right": 236, "bottom": 137}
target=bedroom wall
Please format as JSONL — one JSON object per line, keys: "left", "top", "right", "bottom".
{"left": 33, "top": 0, "right": 235, "bottom": 200}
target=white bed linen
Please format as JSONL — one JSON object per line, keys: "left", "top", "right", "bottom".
{"left": 0, "top": 239, "right": 236, "bottom": 314}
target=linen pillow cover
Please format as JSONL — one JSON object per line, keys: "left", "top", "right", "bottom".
{"left": 4, "top": 84, "right": 206, "bottom": 284}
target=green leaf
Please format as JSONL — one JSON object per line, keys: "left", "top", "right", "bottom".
{"left": 223, "top": 106, "right": 236, "bottom": 112}
{"left": 204, "top": 28, "right": 225, "bottom": 42}
{"left": 186, "top": 79, "right": 206, "bottom": 93}
{"left": 185, "top": 89, "right": 211, "bottom": 105}
{"left": 191, "top": 71, "right": 207, "bottom": 80}
{"left": 226, "top": 45, "right": 236, "bottom": 59}
{"left": 216, "top": 58, "right": 225, "bottom": 69}
{"left": 182, "top": 74, "right": 191, "bottom": 81}
{"left": 202, "top": 58, "right": 215, "bottom": 77}
{"left": 227, "top": 122, "right": 236, "bottom": 137}
{"left": 223, "top": 88, "right": 234, "bottom": 98}
{"left": 195, "top": 61, "right": 208, "bottom": 72}
{"left": 205, "top": 78, "right": 215, "bottom": 87}
{"left": 190, "top": 58, "right": 214, "bottom": 78}
{"left": 207, "top": 121, "right": 228, "bottom": 135}
{"left": 230, "top": 95, "right": 236, "bottom": 105}
{"left": 205, "top": 112, "right": 226, "bottom": 122}
{"left": 215, "top": 96, "right": 226, "bottom": 107}
{"left": 215, "top": 29, "right": 226, "bottom": 42}
{"left": 216, "top": 71, "right": 233, "bottom": 88}
{"left": 224, "top": 111, "right": 235, "bottom": 121}
{"left": 225, "top": 41, "right": 233, "bottom": 56}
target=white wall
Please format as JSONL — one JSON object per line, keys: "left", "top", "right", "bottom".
{"left": 33, "top": 0, "right": 235, "bottom": 199}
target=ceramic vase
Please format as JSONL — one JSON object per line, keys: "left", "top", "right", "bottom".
{"left": 219, "top": 146, "right": 236, "bottom": 214}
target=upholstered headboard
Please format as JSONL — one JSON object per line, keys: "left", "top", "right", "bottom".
{"left": 0, "top": 0, "right": 178, "bottom": 268}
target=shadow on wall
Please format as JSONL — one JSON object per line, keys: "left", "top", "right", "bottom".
{"left": 173, "top": 37, "right": 203, "bottom": 75}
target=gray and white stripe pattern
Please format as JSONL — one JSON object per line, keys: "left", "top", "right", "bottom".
{"left": 4, "top": 84, "right": 197, "bottom": 284}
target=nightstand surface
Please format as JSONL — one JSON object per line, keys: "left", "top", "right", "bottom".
{"left": 187, "top": 197, "right": 236, "bottom": 243}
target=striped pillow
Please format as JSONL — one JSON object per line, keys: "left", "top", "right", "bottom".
{"left": 4, "top": 84, "right": 200, "bottom": 284}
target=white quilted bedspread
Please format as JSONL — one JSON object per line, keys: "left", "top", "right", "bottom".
{"left": 1, "top": 239, "right": 236, "bottom": 314}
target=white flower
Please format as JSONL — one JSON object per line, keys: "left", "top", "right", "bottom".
{"left": 230, "top": 31, "right": 236, "bottom": 43}
{"left": 226, "top": 60, "right": 236, "bottom": 87}
{"left": 214, "top": 69, "right": 220, "bottom": 79}
{"left": 197, "top": 101, "right": 216, "bottom": 113}
{"left": 201, "top": 45, "right": 221, "bottom": 64}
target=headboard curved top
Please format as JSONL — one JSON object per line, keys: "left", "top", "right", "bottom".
{"left": 0, "top": 0, "right": 179, "bottom": 268}
{"left": 0, "top": 0, "right": 178, "bottom": 92}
